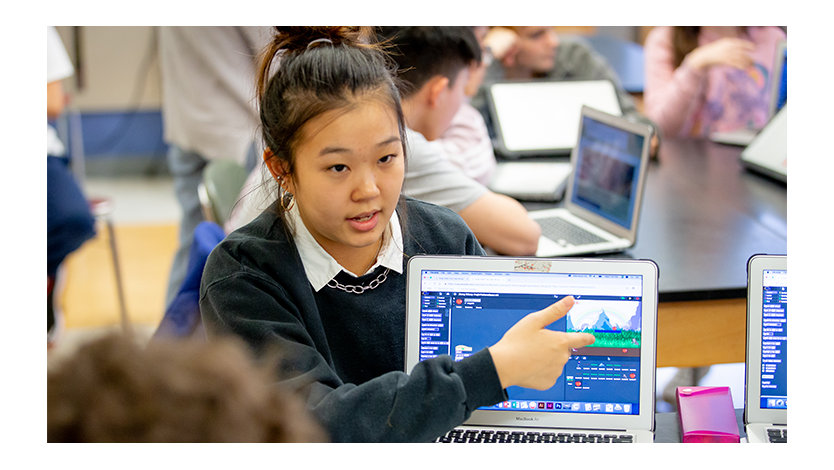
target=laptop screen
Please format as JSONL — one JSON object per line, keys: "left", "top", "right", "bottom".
{"left": 759, "top": 268, "right": 787, "bottom": 410}
{"left": 417, "top": 268, "right": 645, "bottom": 416}
{"left": 569, "top": 113, "right": 646, "bottom": 229}
{"left": 773, "top": 44, "right": 787, "bottom": 115}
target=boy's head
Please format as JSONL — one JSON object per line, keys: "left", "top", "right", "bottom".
{"left": 47, "top": 333, "right": 328, "bottom": 442}
{"left": 377, "top": 26, "right": 481, "bottom": 140}
{"left": 505, "top": 26, "right": 560, "bottom": 76}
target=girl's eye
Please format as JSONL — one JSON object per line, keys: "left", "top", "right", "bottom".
{"left": 329, "top": 164, "right": 348, "bottom": 173}
{"left": 379, "top": 154, "right": 397, "bottom": 164}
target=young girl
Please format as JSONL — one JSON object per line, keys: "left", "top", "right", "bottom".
{"left": 199, "top": 27, "right": 594, "bottom": 443}
{"left": 644, "top": 26, "right": 786, "bottom": 138}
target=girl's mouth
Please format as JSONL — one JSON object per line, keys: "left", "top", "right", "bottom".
{"left": 348, "top": 211, "right": 379, "bottom": 232}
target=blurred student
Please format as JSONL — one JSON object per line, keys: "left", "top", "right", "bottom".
{"left": 435, "top": 26, "right": 497, "bottom": 185}
{"left": 48, "top": 333, "right": 327, "bottom": 442}
{"left": 378, "top": 26, "right": 540, "bottom": 255}
{"left": 476, "top": 26, "right": 656, "bottom": 135}
{"left": 200, "top": 27, "right": 594, "bottom": 442}
{"left": 47, "top": 26, "right": 96, "bottom": 347}
{"left": 158, "top": 26, "right": 271, "bottom": 307}
{"left": 643, "top": 26, "right": 786, "bottom": 138}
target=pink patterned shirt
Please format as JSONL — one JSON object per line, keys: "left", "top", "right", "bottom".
{"left": 644, "top": 26, "right": 786, "bottom": 138}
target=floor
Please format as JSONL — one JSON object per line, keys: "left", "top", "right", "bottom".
{"left": 49, "top": 174, "right": 180, "bottom": 363}
{"left": 50, "top": 174, "right": 746, "bottom": 411}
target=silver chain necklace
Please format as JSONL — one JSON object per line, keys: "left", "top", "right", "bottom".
{"left": 326, "top": 268, "right": 390, "bottom": 294}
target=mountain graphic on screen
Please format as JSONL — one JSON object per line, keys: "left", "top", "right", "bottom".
{"left": 567, "top": 309, "right": 639, "bottom": 332}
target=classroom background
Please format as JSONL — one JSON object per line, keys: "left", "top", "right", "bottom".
{"left": 49, "top": 25, "right": 756, "bottom": 413}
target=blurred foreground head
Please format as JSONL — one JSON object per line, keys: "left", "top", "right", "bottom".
{"left": 47, "top": 333, "right": 327, "bottom": 442}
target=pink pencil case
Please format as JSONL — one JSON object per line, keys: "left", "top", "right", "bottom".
{"left": 676, "top": 386, "right": 740, "bottom": 443}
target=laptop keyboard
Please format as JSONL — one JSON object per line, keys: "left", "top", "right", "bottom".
{"left": 435, "top": 428, "right": 634, "bottom": 443}
{"left": 767, "top": 428, "right": 787, "bottom": 443}
{"left": 538, "top": 216, "right": 607, "bottom": 247}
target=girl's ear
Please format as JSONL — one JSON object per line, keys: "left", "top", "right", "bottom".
{"left": 263, "top": 148, "right": 294, "bottom": 191}
{"left": 263, "top": 148, "right": 281, "bottom": 179}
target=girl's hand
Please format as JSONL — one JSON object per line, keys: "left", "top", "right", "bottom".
{"left": 685, "top": 37, "right": 755, "bottom": 71}
{"left": 489, "top": 296, "right": 596, "bottom": 390}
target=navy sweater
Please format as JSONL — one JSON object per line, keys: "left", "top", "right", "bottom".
{"left": 200, "top": 197, "right": 506, "bottom": 442}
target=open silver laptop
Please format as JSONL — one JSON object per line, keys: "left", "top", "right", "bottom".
{"left": 710, "top": 40, "right": 787, "bottom": 146}
{"left": 744, "top": 254, "right": 788, "bottom": 443}
{"left": 405, "top": 255, "right": 658, "bottom": 443}
{"left": 740, "top": 105, "right": 787, "bottom": 183}
{"left": 529, "top": 106, "right": 652, "bottom": 257}
{"left": 486, "top": 79, "right": 622, "bottom": 158}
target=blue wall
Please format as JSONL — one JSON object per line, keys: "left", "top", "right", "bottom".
{"left": 63, "top": 109, "right": 169, "bottom": 175}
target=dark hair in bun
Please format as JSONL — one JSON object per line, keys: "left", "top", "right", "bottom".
{"left": 255, "top": 27, "right": 407, "bottom": 231}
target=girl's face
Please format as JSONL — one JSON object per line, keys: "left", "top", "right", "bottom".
{"left": 272, "top": 98, "right": 404, "bottom": 270}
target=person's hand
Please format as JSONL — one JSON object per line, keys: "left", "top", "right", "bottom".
{"left": 685, "top": 37, "right": 755, "bottom": 71}
{"left": 484, "top": 27, "right": 520, "bottom": 67}
{"left": 650, "top": 135, "right": 660, "bottom": 159}
{"left": 488, "top": 296, "right": 595, "bottom": 390}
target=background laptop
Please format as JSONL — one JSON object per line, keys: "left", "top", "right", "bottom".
{"left": 740, "top": 105, "right": 787, "bottom": 183}
{"left": 529, "top": 106, "right": 652, "bottom": 257}
{"left": 405, "top": 255, "right": 659, "bottom": 443}
{"left": 487, "top": 160, "right": 572, "bottom": 202}
{"left": 486, "top": 79, "right": 622, "bottom": 158}
{"left": 744, "top": 254, "right": 787, "bottom": 443}
{"left": 710, "top": 40, "right": 787, "bottom": 146}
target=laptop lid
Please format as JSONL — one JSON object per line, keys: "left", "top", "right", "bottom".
{"left": 405, "top": 255, "right": 658, "bottom": 434}
{"left": 744, "top": 254, "right": 788, "bottom": 426}
{"left": 740, "top": 105, "right": 787, "bottom": 183}
{"left": 562, "top": 106, "right": 652, "bottom": 243}
{"left": 488, "top": 160, "right": 572, "bottom": 202}
{"left": 486, "top": 80, "right": 622, "bottom": 158}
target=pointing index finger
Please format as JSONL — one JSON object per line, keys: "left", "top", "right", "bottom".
{"left": 526, "top": 296, "right": 575, "bottom": 329}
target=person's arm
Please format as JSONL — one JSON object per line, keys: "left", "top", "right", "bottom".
{"left": 200, "top": 242, "right": 505, "bottom": 443}
{"left": 403, "top": 131, "right": 539, "bottom": 256}
{"left": 47, "top": 80, "right": 66, "bottom": 120}
{"left": 458, "top": 191, "right": 540, "bottom": 256}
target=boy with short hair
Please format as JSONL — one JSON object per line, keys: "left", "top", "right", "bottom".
{"left": 378, "top": 26, "right": 541, "bottom": 256}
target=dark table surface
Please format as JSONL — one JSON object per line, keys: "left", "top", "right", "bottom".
{"left": 654, "top": 409, "right": 746, "bottom": 443}
{"left": 522, "top": 138, "right": 787, "bottom": 302}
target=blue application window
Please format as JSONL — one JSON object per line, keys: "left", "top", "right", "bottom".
{"left": 419, "top": 270, "right": 644, "bottom": 416}
{"left": 760, "top": 269, "right": 787, "bottom": 410}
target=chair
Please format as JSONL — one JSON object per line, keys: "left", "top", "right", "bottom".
{"left": 198, "top": 160, "right": 249, "bottom": 227}
{"left": 88, "top": 196, "right": 131, "bottom": 334}
{"left": 58, "top": 107, "right": 131, "bottom": 334}
{"left": 152, "top": 221, "right": 226, "bottom": 340}
{"left": 584, "top": 34, "right": 645, "bottom": 94}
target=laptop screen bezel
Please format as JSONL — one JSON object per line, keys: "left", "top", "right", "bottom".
{"left": 768, "top": 40, "right": 787, "bottom": 119}
{"left": 562, "top": 105, "right": 653, "bottom": 242}
{"left": 404, "top": 255, "right": 658, "bottom": 433}
{"left": 486, "top": 79, "right": 623, "bottom": 158}
{"left": 740, "top": 105, "right": 787, "bottom": 183}
{"left": 744, "top": 254, "right": 788, "bottom": 426}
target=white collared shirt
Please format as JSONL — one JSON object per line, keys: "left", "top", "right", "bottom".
{"left": 287, "top": 203, "right": 404, "bottom": 291}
